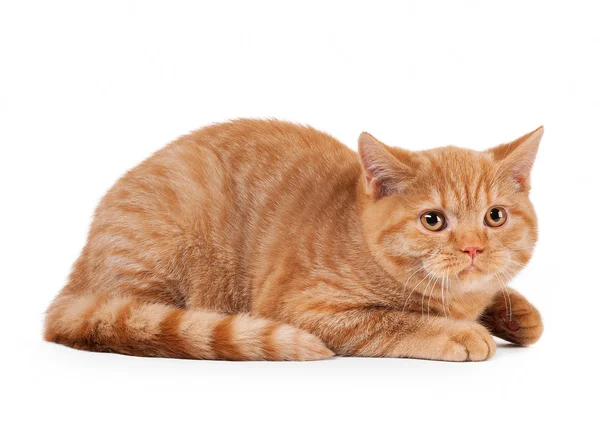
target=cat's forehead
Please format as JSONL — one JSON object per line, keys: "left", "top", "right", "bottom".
{"left": 414, "top": 147, "right": 501, "bottom": 212}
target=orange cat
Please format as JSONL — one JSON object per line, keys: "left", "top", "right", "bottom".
{"left": 44, "top": 119, "right": 544, "bottom": 361}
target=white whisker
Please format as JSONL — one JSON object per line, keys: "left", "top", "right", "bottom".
{"left": 421, "top": 267, "right": 438, "bottom": 318}
{"left": 445, "top": 271, "right": 451, "bottom": 316}
{"left": 402, "top": 269, "right": 434, "bottom": 313}
{"left": 503, "top": 265, "right": 521, "bottom": 276}
{"left": 508, "top": 259, "right": 528, "bottom": 268}
{"left": 427, "top": 274, "right": 439, "bottom": 319}
{"left": 441, "top": 271, "right": 447, "bottom": 317}
{"left": 495, "top": 271, "right": 513, "bottom": 321}
{"left": 402, "top": 265, "right": 426, "bottom": 291}
{"left": 452, "top": 273, "right": 463, "bottom": 301}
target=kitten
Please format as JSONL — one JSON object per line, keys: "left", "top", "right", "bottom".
{"left": 44, "top": 119, "right": 544, "bottom": 361}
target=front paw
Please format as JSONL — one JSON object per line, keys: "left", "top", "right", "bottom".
{"left": 482, "top": 300, "right": 543, "bottom": 346}
{"left": 442, "top": 323, "right": 496, "bottom": 362}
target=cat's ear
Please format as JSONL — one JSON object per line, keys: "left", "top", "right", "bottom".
{"left": 487, "top": 126, "right": 544, "bottom": 192}
{"left": 358, "top": 132, "right": 415, "bottom": 198}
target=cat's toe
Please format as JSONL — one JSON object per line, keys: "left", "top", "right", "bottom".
{"left": 445, "top": 324, "right": 496, "bottom": 362}
{"left": 494, "top": 307, "right": 543, "bottom": 345}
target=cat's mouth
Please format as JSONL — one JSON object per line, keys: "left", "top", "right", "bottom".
{"left": 458, "top": 262, "right": 484, "bottom": 276}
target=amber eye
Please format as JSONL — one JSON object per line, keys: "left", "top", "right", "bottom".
{"left": 485, "top": 207, "right": 508, "bottom": 227}
{"left": 420, "top": 211, "right": 446, "bottom": 232}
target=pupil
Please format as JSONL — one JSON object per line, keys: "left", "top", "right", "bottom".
{"left": 491, "top": 209, "right": 501, "bottom": 221}
{"left": 426, "top": 213, "right": 439, "bottom": 225}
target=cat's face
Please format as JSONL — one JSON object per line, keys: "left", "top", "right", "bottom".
{"left": 358, "top": 128, "right": 542, "bottom": 292}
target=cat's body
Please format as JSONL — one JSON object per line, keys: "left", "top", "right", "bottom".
{"left": 45, "top": 119, "right": 543, "bottom": 361}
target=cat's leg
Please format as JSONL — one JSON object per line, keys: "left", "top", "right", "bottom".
{"left": 478, "top": 288, "right": 543, "bottom": 345}
{"left": 277, "top": 293, "right": 496, "bottom": 361}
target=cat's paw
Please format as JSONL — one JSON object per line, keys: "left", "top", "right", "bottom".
{"left": 486, "top": 302, "right": 543, "bottom": 346}
{"left": 442, "top": 323, "right": 496, "bottom": 362}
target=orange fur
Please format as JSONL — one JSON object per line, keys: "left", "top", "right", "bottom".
{"left": 44, "top": 119, "right": 544, "bottom": 361}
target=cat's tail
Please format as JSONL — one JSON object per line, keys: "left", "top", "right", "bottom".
{"left": 44, "top": 294, "right": 334, "bottom": 361}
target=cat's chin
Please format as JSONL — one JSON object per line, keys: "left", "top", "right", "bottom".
{"left": 458, "top": 266, "right": 481, "bottom": 279}
{"left": 454, "top": 267, "right": 496, "bottom": 292}
{"left": 458, "top": 264, "right": 490, "bottom": 280}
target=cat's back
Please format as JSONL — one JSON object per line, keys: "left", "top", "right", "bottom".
{"left": 176, "top": 118, "right": 354, "bottom": 176}
{"left": 168, "top": 118, "right": 359, "bottom": 228}
{"left": 102, "top": 119, "right": 356, "bottom": 212}
{"left": 138, "top": 119, "right": 357, "bottom": 210}
{"left": 81, "top": 119, "right": 359, "bottom": 308}
{"left": 94, "top": 119, "right": 360, "bottom": 263}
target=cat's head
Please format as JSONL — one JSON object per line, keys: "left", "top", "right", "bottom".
{"left": 357, "top": 127, "right": 543, "bottom": 292}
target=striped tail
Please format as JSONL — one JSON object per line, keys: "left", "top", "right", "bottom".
{"left": 44, "top": 294, "right": 334, "bottom": 361}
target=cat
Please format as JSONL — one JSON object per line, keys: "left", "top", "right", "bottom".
{"left": 44, "top": 119, "right": 544, "bottom": 361}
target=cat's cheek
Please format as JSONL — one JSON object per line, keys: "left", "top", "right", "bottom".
{"left": 407, "top": 228, "right": 448, "bottom": 251}
{"left": 378, "top": 232, "right": 407, "bottom": 256}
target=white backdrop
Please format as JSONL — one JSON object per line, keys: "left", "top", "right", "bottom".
{"left": 1, "top": 1, "right": 598, "bottom": 427}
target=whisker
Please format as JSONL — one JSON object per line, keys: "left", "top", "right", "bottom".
{"left": 503, "top": 265, "right": 521, "bottom": 276}
{"left": 402, "top": 269, "right": 434, "bottom": 313}
{"left": 402, "top": 265, "right": 426, "bottom": 291}
{"left": 487, "top": 245, "right": 537, "bottom": 256}
{"left": 508, "top": 259, "right": 528, "bottom": 268}
{"left": 494, "top": 273, "right": 511, "bottom": 321}
{"left": 497, "top": 242, "right": 537, "bottom": 250}
{"left": 427, "top": 275, "right": 439, "bottom": 319}
{"left": 421, "top": 268, "right": 438, "bottom": 318}
{"left": 498, "top": 245, "right": 537, "bottom": 252}
{"left": 452, "top": 273, "right": 463, "bottom": 301}
{"left": 427, "top": 273, "right": 439, "bottom": 319}
{"left": 495, "top": 271, "right": 513, "bottom": 321}
{"left": 444, "top": 271, "right": 451, "bottom": 316}
{"left": 441, "top": 271, "right": 447, "bottom": 317}
{"left": 498, "top": 265, "right": 514, "bottom": 279}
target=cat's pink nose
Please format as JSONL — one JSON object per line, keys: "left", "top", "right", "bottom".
{"left": 462, "top": 246, "right": 483, "bottom": 260}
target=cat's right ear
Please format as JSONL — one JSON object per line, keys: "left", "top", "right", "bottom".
{"left": 358, "top": 132, "right": 415, "bottom": 198}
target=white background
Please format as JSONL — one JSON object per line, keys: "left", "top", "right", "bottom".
{"left": 1, "top": 1, "right": 598, "bottom": 427}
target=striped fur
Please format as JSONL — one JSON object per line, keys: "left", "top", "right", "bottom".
{"left": 44, "top": 119, "right": 544, "bottom": 361}
{"left": 45, "top": 294, "right": 332, "bottom": 360}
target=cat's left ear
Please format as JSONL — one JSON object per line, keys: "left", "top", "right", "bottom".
{"left": 487, "top": 126, "right": 544, "bottom": 192}
{"left": 358, "top": 132, "right": 415, "bottom": 198}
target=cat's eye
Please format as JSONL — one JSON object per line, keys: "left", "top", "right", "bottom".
{"left": 485, "top": 206, "right": 508, "bottom": 227}
{"left": 420, "top": 211, "right": 446, "bottom": 232}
